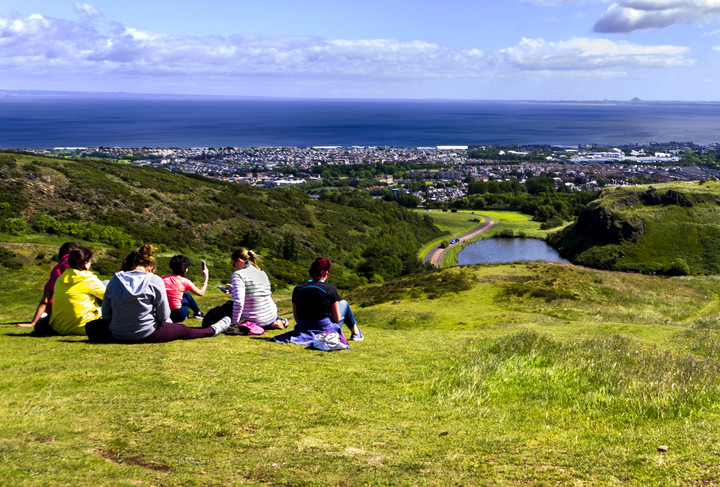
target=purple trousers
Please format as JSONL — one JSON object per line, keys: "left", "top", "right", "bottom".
{"left": 86, "top": 318, "right": 215, "bottom": 343}
{"left": 143, "top": 321, "right": 215, "bottom": 342}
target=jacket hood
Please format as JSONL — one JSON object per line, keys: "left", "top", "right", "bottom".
{"left": 114, "top": 270, "right": 156, "bottom": 297}
{"left": 57, "top": 254, "right": 70, "bottom": 269}
{"left": 59, "top": 268, "right": 97, "bottom": 286}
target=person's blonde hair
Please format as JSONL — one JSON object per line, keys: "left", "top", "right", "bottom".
{"left": 231, "top": 248, "right": 262, "bottom": 270}
{"left": 133, "top": 244, "right": 157, "bottom": 269}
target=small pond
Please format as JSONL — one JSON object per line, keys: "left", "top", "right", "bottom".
{"left": 457, "top": 238, "right": 569, "bottom": 265}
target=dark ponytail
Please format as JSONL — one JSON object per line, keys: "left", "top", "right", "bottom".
{"left": 67, "top": 247, "right": 94, "bottom": 270}
{"left": 58, "top": 241, "right": 80, "bottom": 261}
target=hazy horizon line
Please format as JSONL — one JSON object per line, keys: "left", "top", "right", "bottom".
{"left": 2, "top": 89, "right": 719, "bottom": 106}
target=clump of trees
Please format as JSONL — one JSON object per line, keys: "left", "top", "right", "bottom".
{"left": 679, "top": 151, "right": 720, "bottom": 169}
{"left": 447, "top": 174, "right": 598, "bottom": 228}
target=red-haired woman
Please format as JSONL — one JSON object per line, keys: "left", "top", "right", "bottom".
{"left": 270, "top": 257, "right": 362, "bottom": 345}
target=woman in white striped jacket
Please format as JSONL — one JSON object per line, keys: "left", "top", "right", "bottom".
{"left": 229, "top": 248, "right": 280, "bottom": 327}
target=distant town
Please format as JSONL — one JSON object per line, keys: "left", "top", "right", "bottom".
{"left": 20, "top": 141, "right": 720, "bottom": 205}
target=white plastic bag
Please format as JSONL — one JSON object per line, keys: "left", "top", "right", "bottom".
{"left": 311, "top": 331, "right": 349, "bottom": 351}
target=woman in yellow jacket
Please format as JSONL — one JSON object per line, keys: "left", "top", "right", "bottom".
{"left": 49, "top": 246, "right": 106, "bottom": 335}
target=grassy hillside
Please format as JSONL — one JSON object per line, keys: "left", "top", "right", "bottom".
{"left": 5, "top": 156, "right": 720, "bottom": 484}
{"left": 0, "top": 152, "right": 442, "bottom": 287}
{"left": 3, "top": 261, "right": 720, "bottom": 485}
{"left": 550, "top": 181, "right": 720, "bottom": 275}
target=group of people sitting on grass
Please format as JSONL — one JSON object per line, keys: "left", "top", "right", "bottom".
{"left": 20, "top": 242, "right": 362, "bottom": 346}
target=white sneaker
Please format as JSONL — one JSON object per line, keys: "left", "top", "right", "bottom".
{"left": 210, "top": 317, "right": 232, "bottom": 336}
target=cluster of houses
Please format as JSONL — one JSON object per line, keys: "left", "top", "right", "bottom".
{"left": 28, "top": 142, "right": 720, "bottom": 204}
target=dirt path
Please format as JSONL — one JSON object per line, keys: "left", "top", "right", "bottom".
{"left": 423, "top": 216, "right": 496, "bottom": 268}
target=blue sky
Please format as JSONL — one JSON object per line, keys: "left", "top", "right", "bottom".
{"left": 2, "top": 1, "right": 720, "bottom": 100}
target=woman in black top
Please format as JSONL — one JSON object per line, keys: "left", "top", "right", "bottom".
{"left": 270, "top": 257, "right": 362, "bottom": 345}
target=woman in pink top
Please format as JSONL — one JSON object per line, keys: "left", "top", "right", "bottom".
{"left": 161, "top": 254, "right": 208, "bottom": 322}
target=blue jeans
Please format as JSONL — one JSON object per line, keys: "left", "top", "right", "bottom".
{"left": 337, "top": 300, "right": 356, "bottom": 330}
{"left": 170, "top": 292, "right": 200, "bottom": 323}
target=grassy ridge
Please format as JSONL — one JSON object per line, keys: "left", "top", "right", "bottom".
{"left": 551, "top": 181, "right": 720, "bottom": 275}
{"left": 4, "top": 261, "right": 720, "bottom": 484}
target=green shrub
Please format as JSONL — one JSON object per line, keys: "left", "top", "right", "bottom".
{"left": 0, "top": 248, "right": 22, "bottom": 269}
{"left": 666, "top": 257, "right": 691, "bottom": 276}
{"left": 0, "top": 181, "right": 29, "bottom": 219}
{"left": 0, "top": 218, "right": 27, "bottom": 236}
{"left": 500, "top": 278, "right": 579, "bottom": 302}
{"left": 32, "top": 214, "right": 60, "bottom": 233}
{"left": 0, "top": 154, "right": 16, "bottom": 168}
{"left": 0, "top": 154, "right": 445, "bottom": 286}
{"left": 31, "top": 214, "right": 135, "bottom": 248}
{"left": 540, "top": 217, "right": 563, "bottom": 230}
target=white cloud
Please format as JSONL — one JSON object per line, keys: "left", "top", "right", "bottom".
{"left": 74, "top": 3, "right": 102, "bottom": 20}
{"left": 0, "top": 11, "right": 487, "bottom": 82}
{"left": 493, "top": 37, "right": 693, "bottom": 71}
{"left": 594, "top": 0, "right": 720, "bottom": 32}
{"left": 0, "top": 9, "right": 697, "bottom": 97}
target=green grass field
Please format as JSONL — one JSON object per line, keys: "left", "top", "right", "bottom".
{"left": 3, "top": 241, "right": 720, "bottom": 485}
{"left": 415, "top": 209, "right": 486, "bottom": 261}
{"left": 418, "top": 209, "right": 485, "bottom": 234}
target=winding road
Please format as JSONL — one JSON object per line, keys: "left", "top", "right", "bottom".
{"left": 423, "top": 216, "right": 496, "bottom": 268}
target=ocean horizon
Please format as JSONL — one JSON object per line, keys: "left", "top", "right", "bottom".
{"left": 2, "top": 93, "right": 720, "bottom": 149}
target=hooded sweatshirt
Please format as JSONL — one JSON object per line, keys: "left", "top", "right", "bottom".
{"left": 44, "top": 254, "right": 70, "bottom": 313}
{"left": 49, "top": 268, "right": 105, "bottom": 335}
{"left": 103, "top": 270, "right": 171, "bottom": 342}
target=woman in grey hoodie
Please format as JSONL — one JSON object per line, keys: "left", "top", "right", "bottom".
{"left": 102, "top": 244, "right": 230, "bottom": 342}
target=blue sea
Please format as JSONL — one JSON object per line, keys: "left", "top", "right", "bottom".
{"left": 2, "top": 95, "right": 720, "bottom": 148}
